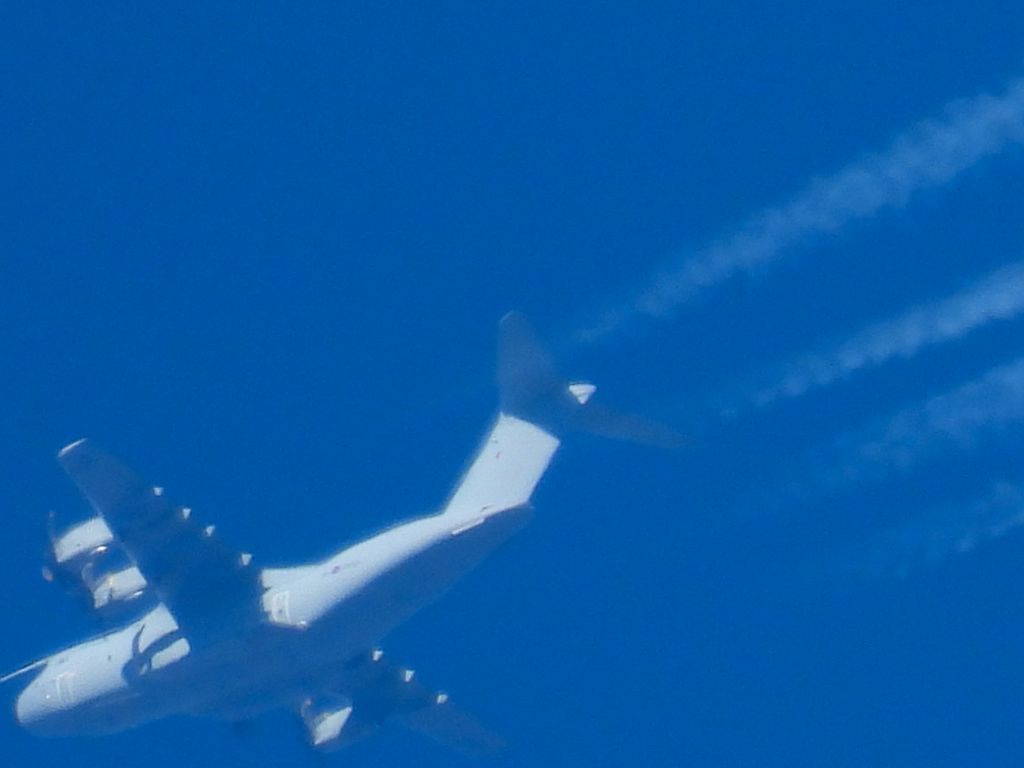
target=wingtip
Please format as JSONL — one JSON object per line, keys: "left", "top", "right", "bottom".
{"left": 0, "top": 658, "right": 47, "bottom": 686}
{"left": 498, "top": 311, "right": 538, "bottom": 345}
{"left": 57, "top": 438, "right": 89, "bottom": 459}
{"left": 499, "top": 309, "right": 523, "bottom": 327}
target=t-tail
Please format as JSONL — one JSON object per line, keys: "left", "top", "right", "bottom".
{"left": 498, "top": 311, "right": 681, "bottom": 446}
{"left": 440, "top": 312, "right": 678, "bottom": 525}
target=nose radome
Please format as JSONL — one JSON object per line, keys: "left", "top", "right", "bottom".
{"left": 13, "top": 679, "right": 49, "bottom": 732}
{"left": 14, "top": 688, "right": 35, "bottom": 727}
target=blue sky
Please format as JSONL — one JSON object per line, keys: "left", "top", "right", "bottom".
{"left": 2, "top": 3, "right": 1024, "bottom": 766}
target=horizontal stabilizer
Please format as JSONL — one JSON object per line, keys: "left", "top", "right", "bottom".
{"left": 498, "top": 312, "right": 682, "bottom": 447}
{"left": 577, "top": 402, "right": 685, "bottom": 449}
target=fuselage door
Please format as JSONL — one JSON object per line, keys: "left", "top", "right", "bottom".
{"left": 269, "top": 590, "right": 291, "bottom": 625}
{"left": 54, "top": 671, "right": 77, "bottom": 706}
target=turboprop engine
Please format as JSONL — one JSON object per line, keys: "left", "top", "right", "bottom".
{"left": 297, "top": 650, "right": 481, "bottom": 753}
{"left": 43, "top": 514, "right": 150, "bottom": 617}
{"left": 300, "top": 695, "right": 378, "bottom": 751}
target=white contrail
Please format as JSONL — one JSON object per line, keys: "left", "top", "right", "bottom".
{"left": 853, "top": 482, "right": 1024, "bottom": 580}
{"left": 753, "top": 259, "right": 1024, "bottom": 407}
{"left": 746, "top": 358, "right": 1024, "bottom": 516}
{"left": 837, "top": 357, "right": 1024, "bottom": 483}
{"left": 578, "top": 76, "right": 1024, "bottom": 343}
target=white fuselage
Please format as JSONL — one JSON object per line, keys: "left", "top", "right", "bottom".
{"left": 14, "top": 413, "right": 557, "bottom": 738}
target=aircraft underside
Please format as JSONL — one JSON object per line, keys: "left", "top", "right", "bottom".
{"left": 1, "top": 313, "right": 636, "bottom": 756}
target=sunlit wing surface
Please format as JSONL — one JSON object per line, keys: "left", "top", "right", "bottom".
{"left": 57, "top": 439, "right": 260, "bottom": 638}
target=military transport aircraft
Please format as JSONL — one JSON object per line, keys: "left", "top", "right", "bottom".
{"left": 1, "top": 313, "right": 664, "bottom": 756}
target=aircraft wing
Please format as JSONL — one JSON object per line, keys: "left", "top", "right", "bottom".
{"left": 303, "top": 650, "right": 505, "bottom": 756}
{"left": 56, "top": 439, "right": 260, "bottom": 637}
{"left": 399, "top": 689, "right": 506, "bottom": 756}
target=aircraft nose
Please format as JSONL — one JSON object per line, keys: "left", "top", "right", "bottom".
{"left": 15, "top": 685, "right": 41, "bottom": 726}
{"left": 13, "top": 676, "right": 54, "bottom": 734}
{"left": 14, "top": 688, "right": 36, "bottom": 727}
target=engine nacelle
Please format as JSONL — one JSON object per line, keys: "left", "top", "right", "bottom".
{"left": 300, "top": 696, "right": 378, "bottom": 752}
{"left": 50, "top": 516, "right": 114, "bottom": 567}
{"left": 81, "top": 562, "right": 148, "bottom": 610}
{"left": 45, "top": 515, "right": 150, "bottom": 617}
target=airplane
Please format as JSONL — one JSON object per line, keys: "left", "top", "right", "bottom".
{"left": 1, "top": 313, "right": 672, "bottom": 756}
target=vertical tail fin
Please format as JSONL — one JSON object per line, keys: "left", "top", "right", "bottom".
{"left": 497, "top": 311, "right": 593, "bottom": 432}
{"left": 442, "top": 313, "right": 679, "bottom": 521}
{"left": 498, "top": 312, "right": 682, "bottom": 447}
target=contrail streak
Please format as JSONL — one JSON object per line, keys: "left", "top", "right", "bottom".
{"left": 753, "top": 260, "right": 1024, "bottom": 407}
{"left": 578, "top": 76, "right": 1024, "bottom": 343}
{"left": 852, "top": 482, "right": 1024, "bottom": 580}
{"left": 746, "top": 360, "right": 1024, "bottom": 539}
{"left": 836, "top": 357, "right": 1024, "bottom": 484}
